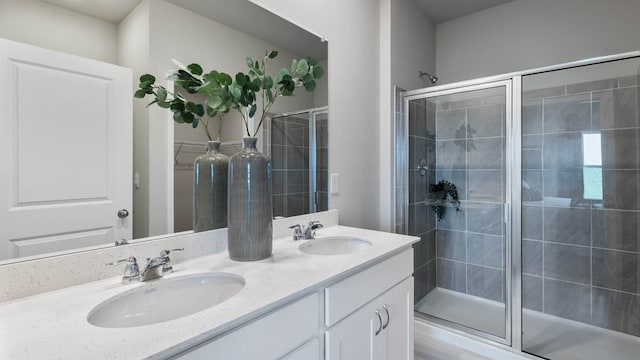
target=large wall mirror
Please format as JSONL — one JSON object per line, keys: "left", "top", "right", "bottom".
{"left": 0, "top": 0, "right": 328, "bottom": 265}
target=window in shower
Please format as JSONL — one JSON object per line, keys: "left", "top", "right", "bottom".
{"left": 270, "top": 108, "right": 328, "bottom": 217}
{"left": 521, "top": 57, "right": 640, "bottom": 360}
{"left": 409, "top": 82, "right": 510, "bottom": 340}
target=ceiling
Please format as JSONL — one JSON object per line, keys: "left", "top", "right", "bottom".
{"left": 40, "top": 0, "right": 141, "bottom": 24}
{"left": 415, "top": 0, "right": 514, "bottom": 24}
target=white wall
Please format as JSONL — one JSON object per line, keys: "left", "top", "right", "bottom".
{"left": 249, "top": 0, "right": 381, "bottom": 229}
{"left": 436, "top": 0, "right": 640, "bottom": 84}
{"left": 0, "top": 0, "right": 117, "bottom": 64}
{"left": 118, "top": 0, "right": 151, "bottom": 239}
{"left": 378, "top": 0, "right": 436, "bottom": 231}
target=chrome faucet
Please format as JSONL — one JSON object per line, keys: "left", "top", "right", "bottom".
{"left": 109, "top": 248, "right": 184, "bottom": 284}
{"left": 304, "top": 221, "right": 324, "bottom": 239}
{"left": 289, "top": 221, "right": 324, "bottom": 240}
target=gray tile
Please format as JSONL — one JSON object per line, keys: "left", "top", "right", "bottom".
{"left": 522, "top": 171, "right": 543, "bottom": 202}
{"left": 316, "top": 125, "right": 328, "bottom": 148}
{"left": 567, "top": 78, "right": 618, "bottom": 94}
{"left": 414, "top": 263, "right": 429, "bottom": 303}
{"left": 286, "top": 193, "right": 307, "bottom": 217}
{"left": 434, "top": 170, "right": 466, "bottom": 201}
{"left": 522, "top": 205, "right": 543, "bottom": 240}
{"left": 436, "top": 109, "right": 466, "bottom": 140}
{"left": 600, "top": 129, "right": 639, "bottom": 169}
{"left": 543, "top": 207, "right": 591, "bottom": 246}
{"left": 522, "top": 149, "right": 542, "bottom": 169}
{"left": 468, "top": 170, "right": 503, "bottom": 202}
{"left": 287, "top": 125, "right": 307, "bottom": 148}
{"left": 542, "top": 170, "right": 584, "bottom": 204}
{"left": 316, "top": 170, "right": 328, "bottom": 192}
{"left": 602, "top": 170, "right": 639, "bottom": 210}
{"left": 467, "top": 233, "right": 503, "bottom": 269}
{"left": 436, "top": 230, "right": 466, "bottom": 261}
{"left": 409, "top": 170, "right": 427, "bottom": 204}
{"left": 436, "top": 258, "right": 466, "bottom": 293}
{"left": 434, "top": 203, "right": 465, "bottom": 231}
{"left": 591, "top": 287, "right": 640, "bottom": 336}
{"left": 544, "top": 94, "right": 591, "bottom": 133}
{"left": 271, "top": 119, "right": 286, "bottom": 146}
{"left": 522, "top": 86, "right": 566, "bottom": 101}
{"left": 483, "top": 94, "right": 505, "bottom": 106}
{"left": 409, "top": 100, "right": 427, "bottom": 137}
{"left": 467, "top": 137, "right": 504, "bottom": 170}
{"left": 592, "top": 248, "right": 639, "bottom": 293}
{"left": 544, "top": 242, "right": 591, "bottom": 284}
{"left": 409, "top": 136, "right": 427, "bottom": 171}
{"left": 466, "top": 202, "right": 503, "bottom": 235}
{"left": 592, "top": 87, "right": 638, "bottom": 130}
{"left": 543, "top": 132, "right": 583, "bottom": 169}
{"left": 317, "top": 148, "right": 328, "bottom": 170}
{"left": 273, "top": 194, "right": 285, "bottom": 218}
{"left": 467, "top": 265, "right": 504, "bottom": 302}
{"left": 523, "top": 275, "right": 543, "bottom": 311}
{"left": 522, "top": 99, "right": 543, "bottom": 135}
{"left": 286, "top": 146, "right": 308, "bottom": 170}
{"left": 426, "top": 139, "right": 437, "bottom": 169}
{"left": 467, "top": 104, "right": 504, "bottom": 138}
{"left": 414, "top": 230, "right": 436, "bottom": 269}
{"left": 286, "top": 170, "right": 308, "bottom": 194}
{"left": 592, "top": 209, "right": 640, "bottom": 252}
{"left": 426, "top": 109, "right": 436, "bottom": 139}
{"left": 523, "top": 240, "right": 543, "bottom": 276}
{"left": 544, "top": 278, "right": 591, "bottom": 323}
{"left": 522, "top": 134, "right": 542, "bottom": 149}
{"left": 409, "top": 202, "right": 428, "bottom": 236}
{"left": 271, "top": 145, "right": 286, "bottom": 170}
{"left": 436, "top": 140, "right": 467, "bottom": 170}
{"left": 272, "top": 170, "right": 285, "bottom": 195}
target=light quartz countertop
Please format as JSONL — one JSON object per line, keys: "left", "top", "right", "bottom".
{"left": 0, "top": 225, "right": 418, "bottom": 360}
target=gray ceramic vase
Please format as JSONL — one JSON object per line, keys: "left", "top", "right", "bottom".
{"left": 227, "top": 137, "right": 273, "bottom": 261}
{"left": 193, "top": 140, "right": 228, "bottom": 232}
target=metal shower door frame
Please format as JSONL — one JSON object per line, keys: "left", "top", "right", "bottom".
{"left": 403, "top": 79, "right": 514, "bottom": 346}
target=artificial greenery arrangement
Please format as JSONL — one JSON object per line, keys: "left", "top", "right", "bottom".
{"left": 134, "top": 50, "right": 324, "bottom": 139}
{"left": 429, "top": 180, "right": 461, "bottom": 221}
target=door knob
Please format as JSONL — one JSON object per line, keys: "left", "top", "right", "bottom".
{"left": 117, "top": 209, "right": 130, "bottom": 219}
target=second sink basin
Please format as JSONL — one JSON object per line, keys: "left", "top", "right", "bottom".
{"left": 299, "top": 236, "right": 373, "bottom": 255}
{"left": 87, "top": 272, "right": 245, "bottom": 328}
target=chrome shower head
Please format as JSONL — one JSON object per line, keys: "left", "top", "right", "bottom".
{"left": 418, "top": 71, "right": 438, "bottom": 84}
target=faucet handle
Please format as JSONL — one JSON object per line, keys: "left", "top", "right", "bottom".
{"left": 160, "top": 248, "right": 184, "bottom": 273}
{"left": 304, "top": 221, "right": 324, "bottom": 239}
{"left": 108, "top": 257, "right": 139, "bottom": 284}
{"left": 307, "top": 221, "right": 323, "bottom": 229}
{"left": 289, "top": 224, "right": 304, "bottom": 241}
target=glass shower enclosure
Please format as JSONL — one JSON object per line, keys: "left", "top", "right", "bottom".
{"left": 399, "top": 52, "right": 640, "bottom": 359}
{"left": 269, "top": 107, "right": 329, "bottom": 217}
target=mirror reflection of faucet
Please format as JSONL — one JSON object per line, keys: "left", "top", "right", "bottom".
{"left": 108, "top": 248, "right": 184, "bottom": 284}
{"left": 289, "top": 221, "right": 324, "bottom": 241}
{"left": 417, "top": 159, "right": 429, "bottom": 177}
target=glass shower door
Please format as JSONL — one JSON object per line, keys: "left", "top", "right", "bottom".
{"left": 521, "top": 57, "right": 640, "bottom": 360}
{"left": 409, "top": 81, "right": 511, "bottom": 340}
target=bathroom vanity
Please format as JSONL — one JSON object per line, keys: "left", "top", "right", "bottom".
{"left": 0, "top": 213, "right": 417, "bottom": 360}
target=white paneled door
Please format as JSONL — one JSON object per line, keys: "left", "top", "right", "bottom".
{"left": 0, "top": 38, "right": 132, "bottom": 260}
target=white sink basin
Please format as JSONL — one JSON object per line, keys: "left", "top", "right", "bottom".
{"left": 299, "top": 236, "right": 373, "bottom": 255}
{"left": 87, "top": 272, "right": 245, "bottom": 328}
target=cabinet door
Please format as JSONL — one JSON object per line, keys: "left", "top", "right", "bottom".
{"left": 380, "top": 277, "right": 413, "bottom": 360}
{"left": 281, "top": 338, "right": 321, "bottom": 360}
{"left": 326, "top": 299, "right": 384, "bottom": 360}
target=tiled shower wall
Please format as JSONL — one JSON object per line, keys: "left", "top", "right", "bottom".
{"left": 411, "top": 92, "right": 507, "bottom": 305}
{"left": 521, "top": 75, "right": 640, "bottom": 337}
{"left": 271, "top": 114, "right": 329, "bottom": 218}
{"left": 272, "top": 116, "right": 310, "bottom": 217}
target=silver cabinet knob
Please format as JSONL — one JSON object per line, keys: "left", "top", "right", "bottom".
{"left": 117, "top": 209, "right": 129, "bottom": 219}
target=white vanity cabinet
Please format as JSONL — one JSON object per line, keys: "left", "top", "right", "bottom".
{"left": 325, "top": 249, "right": 414, "bottom": 360}
{"left": 170, "top": 248, "right": 413, "bottom": 360}
{"left": 172, "top": 293, "right": 321, "bottom": 360}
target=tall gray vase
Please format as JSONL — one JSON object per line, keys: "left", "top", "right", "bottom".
{"left": 227, "top": 137, "right": 273, "bottom": 261}
{"left": 193, "top": 140, "right": 228, "bottom": 232}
